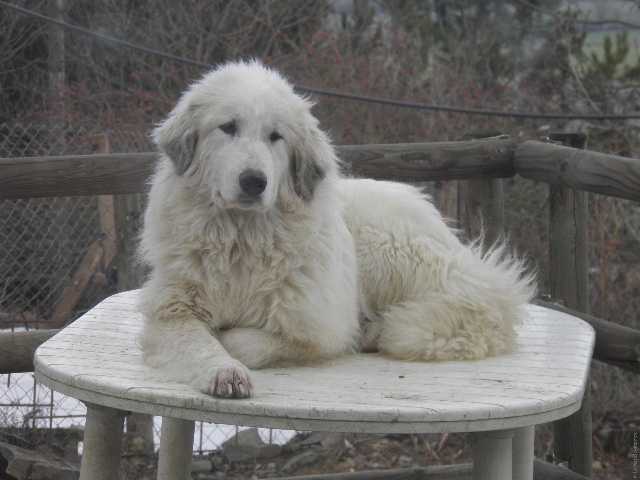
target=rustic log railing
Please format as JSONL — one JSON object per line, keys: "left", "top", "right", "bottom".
{"left": 0, "top": 138, "right": 516, "bottom": 198}
{"left": 1, "top": 135, "right": 639, "bottom": 479}
{"left": 3, "top": 138, "right": 638, "bottom": 200}
{"left": 515, "top": 140, "right": 640, "bottom": 202}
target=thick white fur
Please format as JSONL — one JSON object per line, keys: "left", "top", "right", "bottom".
{"left": 139, "top": 62, "right": 360, "bottom": 398}
{"left": 339, "top": 179, "right": 536, "bottom": 361}
{"left": 140, "top": 61, "right": 536, "bottom": 399}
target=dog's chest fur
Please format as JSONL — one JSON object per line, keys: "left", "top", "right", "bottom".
{"left": 192, "top": 204, "right": 324, "bottom": 330}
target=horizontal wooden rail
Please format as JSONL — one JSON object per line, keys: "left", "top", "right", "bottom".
{"left": 514, "top": 140, "right": 640, "bottom": 202}
{"left": 535, "top": 300, "right": 640, "bottom": 374}
{"left": 4, "top": 139, "right": 638, "bottom": 200}
{"left": 338, "top": 138, "right": 517, "bottom": 182}
{"left": 0, "top": 138, "right": 517, "bottom": 199}
{"left": 0, "top": 329, "right": 60, "bottom": 374}
{"left": 0, "top": 152, "right": 157, "bottom": 199}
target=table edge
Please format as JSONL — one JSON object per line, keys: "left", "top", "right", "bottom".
{"left": 35, "top": 369, "right": 584, "bottom": 434}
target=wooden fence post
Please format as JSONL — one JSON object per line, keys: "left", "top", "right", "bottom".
{"left": 548, "top": 132, "right": 592, "bottom": 478}
{"left": 434, "top": 180, "right": 459, "bottom": 223}
{"left": 113, "top": 193, "right": 147, "bottom": 291}
{"left": 91, "top": 135, "right": 117, "bottom": 271}
{"left": 463, "top": 133, "right": 505, "bottom": 248}
{"left": 465, "top": 177, "right": 505, "bottom": 246}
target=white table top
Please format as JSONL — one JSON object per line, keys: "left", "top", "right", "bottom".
{"left": 34, "top": 290, "right": 595, "bottom": 434}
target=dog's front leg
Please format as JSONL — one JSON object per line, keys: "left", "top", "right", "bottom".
{"left": 140, "top": 312, "right": 252, "bottom": 398}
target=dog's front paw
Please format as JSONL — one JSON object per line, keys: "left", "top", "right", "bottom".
{"left": 210, "top": 365, "right": 253, "bottom": 398}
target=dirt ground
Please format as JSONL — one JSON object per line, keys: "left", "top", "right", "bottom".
{"left": 119, "top": 422, "right": 638, "bottom": 480}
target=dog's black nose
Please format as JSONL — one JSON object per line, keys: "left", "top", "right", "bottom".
{"left": 239, "top": 170, "right": 267, "bottom": 196}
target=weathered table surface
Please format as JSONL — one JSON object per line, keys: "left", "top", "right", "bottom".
{"left": 34, "top": 290, "right": 595, "bottom": 480}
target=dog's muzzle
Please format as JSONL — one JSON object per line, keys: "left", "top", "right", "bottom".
{"left": 238, "top": 169, "right": 267, "bottom": 203}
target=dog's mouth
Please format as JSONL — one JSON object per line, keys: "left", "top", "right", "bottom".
{"left": 216, "top": 192, "right": 268, "bottom": 212}
{"left": 235, "top": 194, "right": 267, "bottom": 211}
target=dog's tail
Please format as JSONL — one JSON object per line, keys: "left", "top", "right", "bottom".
{"left": 471, "top": 236, "right": 538, "bottom": 317}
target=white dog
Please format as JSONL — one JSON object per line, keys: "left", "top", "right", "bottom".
{"left": 139, "top": 61, "right": 535, "bottom": 398}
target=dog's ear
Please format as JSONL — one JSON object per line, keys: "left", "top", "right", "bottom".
{"left": 153, "top": 108, "right": 198, "bottom": 176}
{"left": 291, "top": 128, "right": 334, "bottom": 201}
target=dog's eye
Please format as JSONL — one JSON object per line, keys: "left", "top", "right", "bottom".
{"left": 270, "top": 132, "right": 282, "bottom": 143}
{"left": 220, "top": 122, "right": 237, "bottom": 136}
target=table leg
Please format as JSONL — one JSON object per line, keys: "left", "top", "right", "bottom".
{"left": 157, "top": 417, "right": 195, "bottom": 480}
{"left": 472, "top": 429, "right": 515, "bottom": 480}
{"left": 513, "top": 425, "right": 534, "bottom": 480}
{"left": 80, "top": 404, "right": 125, "bottom": 480}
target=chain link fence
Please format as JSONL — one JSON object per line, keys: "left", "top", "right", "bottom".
{"left": 0, "top": 122, "right": 153, "bottom": 326}
{"left": 0, "top": 123, "right": 295, "bottom": 456}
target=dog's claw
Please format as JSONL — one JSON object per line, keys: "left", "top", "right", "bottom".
{"left": 211, "top": 365, "right": 253, "bottom": 398}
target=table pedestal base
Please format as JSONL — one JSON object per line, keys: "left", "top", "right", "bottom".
{"left": 513, "top": 425, "right": 535, "bottom": 480}
{"left": 157, "top": 417, "right": 196, "bottom": 480}
{"left": 471, "top": 426, "right": 534, "bottom": 480}
{"left": 79, "top": 404, "right": 125, "bottom": 480}
{"left": 472, "top": 429, "right": 514, "bottom": 480}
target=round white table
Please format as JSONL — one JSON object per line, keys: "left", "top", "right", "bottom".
{"left": 34, "top": 290, "right": 594, "bottom": 480}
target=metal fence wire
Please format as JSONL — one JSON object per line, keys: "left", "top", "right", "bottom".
{"left": 0, "top": 123, "right": 294, "bottom": 455}
{"left": 0, "top": 122, "right": 153, "bottom": 326}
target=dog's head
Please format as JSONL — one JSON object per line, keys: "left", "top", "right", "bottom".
{"left": 153, "top": 61, "right": 337, "bottom": 212}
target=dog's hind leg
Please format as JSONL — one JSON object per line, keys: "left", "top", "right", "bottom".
{"left": 354, "top": 224, "right": 535, "bottom": 362}
{"left": 373, "top": 292, "right": 517, "bottom": 362}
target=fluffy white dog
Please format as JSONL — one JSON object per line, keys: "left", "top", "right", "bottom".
{"left": 139, "top": 61, "right": 536, "bottom": 398}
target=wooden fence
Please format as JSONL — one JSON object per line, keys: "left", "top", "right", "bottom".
{"left": 1, "top": 134, "right": 639, "bottom": 479}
